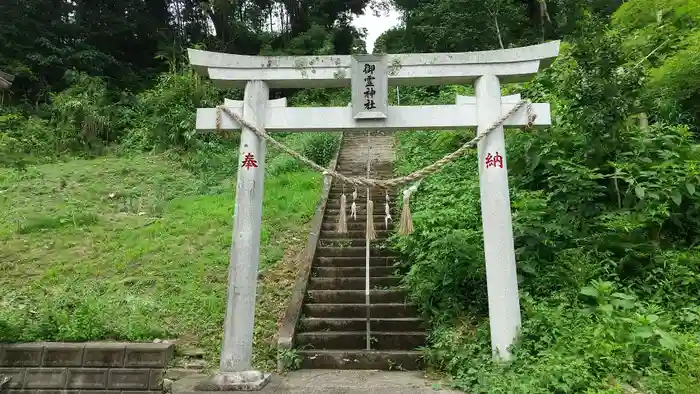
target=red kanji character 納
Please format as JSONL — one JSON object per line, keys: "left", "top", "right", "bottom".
{"left": 241, "top": 152, "right": 258, "bottom": 169}
{"left": 485, "top": 152, "right": 503, "bottom": 169}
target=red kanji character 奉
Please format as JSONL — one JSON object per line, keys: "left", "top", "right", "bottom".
{"left": 485, "top": 152, "right": 504, "bottom": 169}
{"left": 241, "top": 152, "right": 258, "bottom": 169}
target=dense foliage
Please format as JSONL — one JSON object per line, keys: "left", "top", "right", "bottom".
{"left": 3, "top": 0, "right": 700, "bottom": 391}
{"left": 389, "top": 2, "right": 700, "bottom": 393}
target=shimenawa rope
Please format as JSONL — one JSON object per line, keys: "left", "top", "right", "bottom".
{"left": 214, "top": 100, "right": 535, "bottom": 189}
{"left": 215, "top": 100, "right": 535, "bottom": 234}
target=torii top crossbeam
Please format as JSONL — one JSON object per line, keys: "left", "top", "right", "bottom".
{"left": 188, "top": 42, "right": 560, "bottom": 89}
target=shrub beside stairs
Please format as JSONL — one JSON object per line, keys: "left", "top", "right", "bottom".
{"left": 294, "top": 133, "right": 426, "bottom": 370}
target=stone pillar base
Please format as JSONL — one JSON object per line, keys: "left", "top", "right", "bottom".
{"left": 193, "top": 371, "right": 272, "bottom": 391}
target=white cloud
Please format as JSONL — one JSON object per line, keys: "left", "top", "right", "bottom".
{"left": 351, "top": 5, "right": 401, "bottom": 53}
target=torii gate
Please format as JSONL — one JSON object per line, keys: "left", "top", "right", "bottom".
{"left": 188, "top": 41, "right": 559, "bottom": 390}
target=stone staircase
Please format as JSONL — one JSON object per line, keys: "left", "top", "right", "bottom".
{"left": 296, "top": 132, "right": 426, "bottom": 370}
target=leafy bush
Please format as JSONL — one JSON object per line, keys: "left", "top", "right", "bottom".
{"left": 122, "top": 69, "right": 227, "bottom": 150}
{"left": 48, "top": 71, "right": 118, "bottom": 153}
{"left": 0, "top": 108, "right": 72, "bottom": 167}
{"left": 1, "top": 72, "right": 123, "bottom": 165}
{"left": 613, "top": 0, "right": 700, "bottom": 127}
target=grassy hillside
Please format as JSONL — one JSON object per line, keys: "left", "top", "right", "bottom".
{"left": 0, "top": 136, "right": 335, "bottom": 370}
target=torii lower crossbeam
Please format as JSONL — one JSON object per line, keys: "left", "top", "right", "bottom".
{"left": 197, "top": 97, "right": 550, "bottom": 133}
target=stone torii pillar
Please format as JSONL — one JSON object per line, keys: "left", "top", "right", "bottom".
{"left": 192, "top": 93, "right": 287, "bottom": 391}
{"left": 188, "top": 41, "right": 560, "bottom": 389}
{"left": 457, "top": 91, "right": 524, "bottom": 359}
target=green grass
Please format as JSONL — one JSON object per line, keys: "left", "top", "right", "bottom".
{"left": 0, "top": 152, "right": 322, "bottom": 371}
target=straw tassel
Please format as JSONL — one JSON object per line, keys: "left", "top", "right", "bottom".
{"left": 337, "top": 193, "right": 348, "bottom": 234}
{"left": 398, "top": 183, "right": 420, "bottom": 235}
{"left": 366, "top": 192, "right": 377, "bottom": 240}
{"left": 351, "top": 187, "right": 358, "bottom": 220}
{"left": 398, "top": 190, "right": 413, "bottom": 235}
{"left": 384, "top": 190, "right": 392, "bottom": 229}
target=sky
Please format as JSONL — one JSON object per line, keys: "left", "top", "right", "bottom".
{"left": 351, "top": 5, "right": 402, "bottom": 53}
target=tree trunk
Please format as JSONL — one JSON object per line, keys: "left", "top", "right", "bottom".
{"left": 493, "top": 13, "right": 505, "bottom": 48}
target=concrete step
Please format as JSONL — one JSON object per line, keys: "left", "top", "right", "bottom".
{"left": 339, "top": 146, "right": 394, "bottom": 149}
{"left": 324, "top": 205, "right": 397, "bottom": 215}
{"left": 333, "top": 171, "right": 393, "bottom": 176}
{"left": 329, "top": 178, "right": 393, "bottom": 186}
{"left": 330, "top": 176, "right": 394, "bottom": 181}
{"left": 299, "top": 317, "right": 424, "bottom": 332}
{"left": 335, "top": 172, "right": 394, "bottom": 176}
{"left": 338, "top": 150, "right": 394, "bottom": 155}
{"left": 341, "top": 136, "right": 393, "bottom": 139}
{"left": 335, "top": 152, "right": 392, "bottom": 156}
{"left": 324, "top": 197, "right": 395, "bottom": 205}
{"left": 329, "top": 185, "right": 394, "bottom": 190}
{"left": 303, "top": 303, "right": 418, "bottom": 318}
{"left": 342, "top": 138, "right": 394, "bottom": 141}
{"left": 326, "top": 200, "right": 394, "bottom": 208}
{"left": 340, "top": 140, "right": 393, "bottom": 143}
{"left": 298, "top": 349, "right": 423, "bottom": 370}
{"left": 306, "top": 289, "right": 406, "bottom": 304}
{"left": 342, "top": 133, "right": 393, "bottom": 137}
{"left": 325, "top": 202, "right": 394, "bottom": 211}
{"left": 328, "top": 191, "right": 398, "bottom": 200}
{"left": 334, "top": 162, "right": 392, "bottom": 165}
{"left": 325, "top": 208, "right": 395, "bottom": 216}
{"left": 331, "top": 176, "right": 394, "bottom": 181}
{"left": 321, "top": 221, "right": 393, "bottom": 231}
{"left": 322, "top": 215, "right": 393, "bottom": 223}
{"left": 338, "top": 150, "right": 394, "bottom": 154}
{"left": 308, "top": 276, "right": 401, "bottom": 290}
{"left": 335, "top": 159, "right": 392, "bottom": 162}
{"left": 335, "top": 161, "right": 393, "bottom": 165}
{"left": 338, "top": 143, "right": 394, "bottom": 146}
{"left": 340, "top": 150, "right": 394, "bottom": 153}
{"left": 339, "top": 144, "right": 394, "bottom": 148}
{"left": 319, "top": 231, "right": 392, "bottom": 240}
{"left": 329, "top": 179, "right": 394, "bottom": 182}
{"left": 314, "top": 256, "right": 398, "bottom": 268}
{"left": 315, "top": 247, "right": 397, "bottom": 258}
{"left": 312, "top": 266, "right": 396, "bottom": 278}
{"left": 328, "top": 192, "right": 394, "bottom": 198}
{"left": 345, "top": 136, "right": 394, "bottom": 140}
{"left": 296, "top": 331, "right": 426, "bottom": 351}
{"left": 326, "top": 191, "right": 392, "bottom": 196}
{"left": 326, "top": 198, "right": 394, "bottom": 205}
{"left": 318, "top": 238, "right": 390, "bottom": 247}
